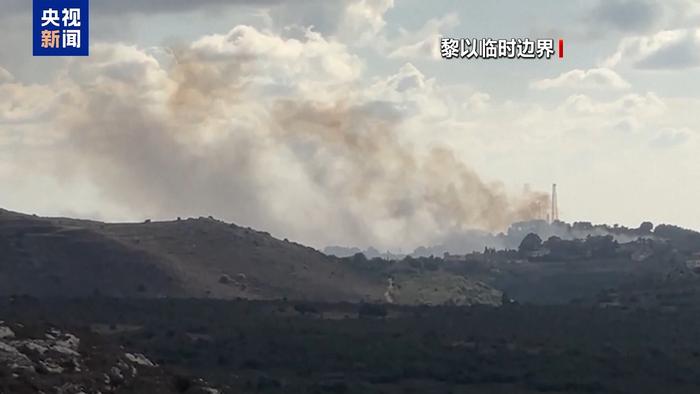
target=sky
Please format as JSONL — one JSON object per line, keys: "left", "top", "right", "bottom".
{"left": 1, "top": 0, "right": 700, "bottom": 250}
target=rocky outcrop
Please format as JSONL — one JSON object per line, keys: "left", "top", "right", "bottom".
{"left": 0, "top": 321, "right": 218, "bottom": 393}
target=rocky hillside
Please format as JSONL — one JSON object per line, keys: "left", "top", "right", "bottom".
{"left": 0, "top": 209, "right": 500, "bottom": 306}
{"left": 0, "top": 319, "right": 221, "bottom": 393}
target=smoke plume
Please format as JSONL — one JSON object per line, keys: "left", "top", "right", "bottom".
{"left": 45, "top": 28, "right": 548, "bottom": 250}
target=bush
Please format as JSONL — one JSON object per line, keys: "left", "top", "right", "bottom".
{"left": 173, "top": 375, "right": 191, "bottom": 392}
{"left": 294, "top": 303, "right": 319, "bottom": 315}
{"left": 358, "top": 303, "right": 388, "bottom": 318}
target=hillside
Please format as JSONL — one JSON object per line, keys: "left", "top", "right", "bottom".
{"left": 8, "top": 298, "right": 700, "bottom": 394}
{"left": 0, "top": 209, "right": 499, "bottom": 306}
{"left": 0, "top": 317, "right": 221, "bottom": 394}
{"left": 0, "top": 210, "right": 184, "bottom": 298}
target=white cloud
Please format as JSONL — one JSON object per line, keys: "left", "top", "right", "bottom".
{"left": 388, "top": 13, "right": 459, "bottom": 59}
{"left": 0, "top": 83, "right": 58, "bottom": 124}
{"left": 187, "top": 25, "right": 363, "bottom": 102}
{"left": 650, "top": 127, "right": 694, "bottom": 148}
{"left": 374, "top": 62, "right": 428, "bottom": 92}
{"left": 388, "top": 38, "right": 436, "bottom": 59}
{"left": 531, "top": 68, "right": 630, "bottom": 90}
{"left": 604, "top": 29, "right": 700, "bottom": 69}
{"left": 465, "top": 92, "right": 491, "bottom": 111}
{"left": 265, "top": 0, "right": 394, "bottom": 43}
{"left": 365, "top": 63, "right": 453, "bottom": 121}
{"left": 0, "top": 67, "right": 13, "bottom": 83}
{"left": 338, "top": 0, "right": 395, "bottom": 44}
{"left": 559, "top": 92, "right": 665, "bottom": 117}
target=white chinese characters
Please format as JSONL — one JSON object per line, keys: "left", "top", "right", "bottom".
{"left": 440, "top": 38, "right": 559, "bottom": 60}
{"left": 63, "top": 30, "right": 81, "bottom": 48}
{"left": 439, "top": 38, "right": 459, "bottom": 59}
{"left": 41, "top": 8, "right": 60, "bottom": 27}
{"left": 39, "top": 7, "right": 82, "bottom": 50}
{"left": 62, "top": 8, "right": 81, "bottom": 27}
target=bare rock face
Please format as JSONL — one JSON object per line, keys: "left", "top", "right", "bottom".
{"left": 0, "top": 341, "right": 33, "bottom": 372}
{"left": 0, "top": 325, "right": 82, "bottom": 376}
{"left": 124, "top": 352, "right": 156, "bottom": 367}
{"left": 0, "top": 323, "right": 14, "bottom": 339}
{"left": 0, "top": 321, "right": 223, "bottom": 393}
{"left": 105, "top": 359, "right": 138, "bottom": 389}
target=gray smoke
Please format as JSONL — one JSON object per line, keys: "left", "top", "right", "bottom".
{"left": 49, "top": 38, "right": 549, "bottom": 250}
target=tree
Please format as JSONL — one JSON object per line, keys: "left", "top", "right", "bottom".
{"left": 639, "top": 221, "right": 654, "bottom": 234}
{"left": 519, "top": 233, "right": 543, "bottom": 254}
{"left": 351, "top": 253, "right": 368, "bottom": 264}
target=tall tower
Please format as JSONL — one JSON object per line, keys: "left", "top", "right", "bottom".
{"left": 551, "top": 183, "right": 559, "bottom": 223}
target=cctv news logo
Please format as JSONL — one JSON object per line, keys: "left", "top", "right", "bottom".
{"left": 440, "top": 38, "right": 564, "bottom": 60}
{"left": 33, "top": 0, "right": 89, "bottom": 56}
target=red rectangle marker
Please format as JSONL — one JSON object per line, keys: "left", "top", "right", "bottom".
{"left": 558, "top": 39, "right": 564, "bottom": 58}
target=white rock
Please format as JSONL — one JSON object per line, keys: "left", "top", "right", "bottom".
{"left": 0, "top": 342, "right": 33, "bottom": 370}
{"left": 51, "top": 344, "right": 80, "bottom": 356}
{"left": 50, "top": 333, "right": 80, "bottom": 356}
{"left": 23, "top": 341, "right": 49, "bottom": 354}
{"left": 54, "top": 333, "right": 80, "bottom": 352}
{"left": 40, "top": 360, "right": 64, "bottom": 374}
{"left": 124, "top": 352, "right": 156, "bottom": 367}
{"left": 108, "top": 366, "right": 124, "bottom": 385}
{"left": 0, "top": 326, "right": 15, "bottom": 339}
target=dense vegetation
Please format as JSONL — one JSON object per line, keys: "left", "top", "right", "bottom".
{"left": 4, "top": 297, "right": 700, "bottom": 393}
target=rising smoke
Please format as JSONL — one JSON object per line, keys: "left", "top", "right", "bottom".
{"left": 46, "top": 27, "right": 548, "bottom": 250}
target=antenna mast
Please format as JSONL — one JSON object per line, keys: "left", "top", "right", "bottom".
{"left": 551, "top": 183, "right": 559, "bottom": 223}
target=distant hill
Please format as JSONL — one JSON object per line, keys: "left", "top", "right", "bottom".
{"left": 0, "top": 209, "right": 500, "bottom": 306}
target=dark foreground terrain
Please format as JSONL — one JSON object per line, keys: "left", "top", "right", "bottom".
{"left": 4, "top": 208, "right": 700, "bottom": 392}
{"left": 3, "top": 297, "right": 700, "bottom": 394}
